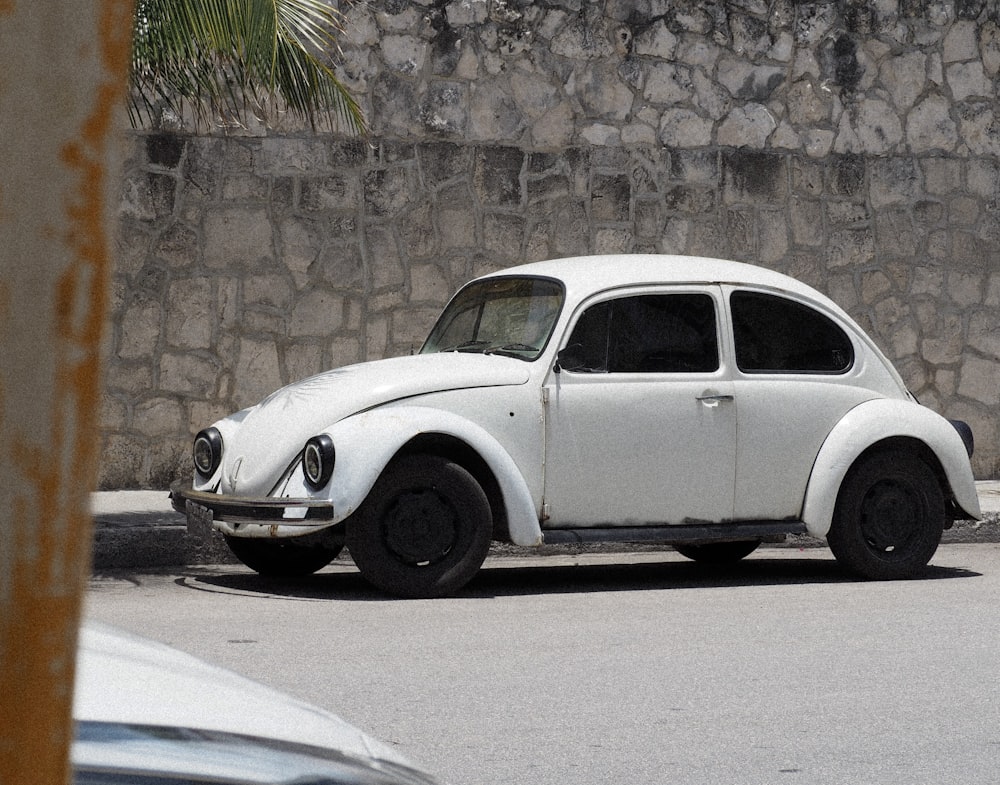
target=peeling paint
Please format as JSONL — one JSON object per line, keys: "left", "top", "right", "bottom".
{"left": 0, "top": 1, "right": 134, "bottom": 783}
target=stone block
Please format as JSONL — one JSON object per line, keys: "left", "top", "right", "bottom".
{"left": 401, "top": 203, "right": 439, "bottom": 258}
{"left": 284, "top": 341, "right": 326, "bottom": 382}
{"left": 290, "top": 290, "right": 345, "bottom": 338}
{"left": 166, "top": 278, "right": 214, "bottom": 349}
{"left": 958, "top": 355, "right": 1000, "bottom": 405}
{"left": 591, "top": 174, "right": 631, "bottom": 222}
{"left": 826, "top": 228, "right": 874, "bottom": 268}
{"left": 907, "top": 95, "right": 959, "bottom": 153}
{"left": 717, "top": 104, "right": 778, "bottom": 149}
{"left": 119, "top": 300, "right": 162, "bottom": 360}
{"left": 948, "top": 271, "right": 985, "bottom": 306}
{"left": 968, "top": 310, "right": 1000, "bottom": 358}
{"left": 594, "top": 228, "right": 633, "bottom": 254}
{"left": 278, "top": 217, "right": 322, "bottom": 289}
{"left": 160, "top": 353, "right": 220, "bottom": 398}
{"left": 483, "top": 213, "right": 525, "bottom": 257}
{"left": 552, "top": 201, "right": 589, "bottom": 257}
{"left": 203, "top": 207, "right": 274, "bottom": 268}
{"left": 364, "top": 166, "right": 414, "bottom": 217}
{"left": 421, "top": 80, "right": 468, "bottom": 134}
{"left": 121, "top": 171, "right": 177, "bottom": 221}
{"left": 758, "top": 209, "right": 789, "bottom": 263}
{"left": 722, "top": 151, "right": 787, "bottom": 204}
{"left": 634, "top": 199, "right": 663, "bottom": 239}
{"left": 152, "top": 222, "right": 199, "bottom": 268}
{"left": 474, "top": 147, "right": 524, "bottom": 207}
{"left": 642, "top": 62, "right": 693, "bottom": 104}
{"left": 232, "top": 338, "right": 283, "bottom": 409}
{"left": 382, "top": 34, "right": 428, "bottom": 74}
{"left": 469, "top": 81, "right": 525, "bottom": 142}
{"left": 391, "top": 307, "right": 440, "bottom": 348}
{"left": 410, "top": 263, "right": 452, "bottom": 304}
{"left": 330, "top": 337, "right": 363, "bottom": 369}
{"left": 530, "top": 102, "right": 574, "bottom": 149}
{"left": 438, "top": 201, "right": 477, "bottom": 251}
{"left": 301, "top": 174, "right": 362, "bottom": 212}
{"left": 921, "top": 313, "right": 965, "bottom": 365}
{"left": 790, "top": 198, "right": 823, "bottom": 246}
{"left": 868, "top": 158, "right": 920, "bottom": 207}
{"left": 134, "top": 397, "right": 186, "bottom": 438}
{"left": 317, "top": 244, "right": 366, "bottom": 291}
{"left": 418, "top": 142, "right": 473, "bottom": 188}
{"left": 658, "top": 108, "right": 713, "bottom": 147}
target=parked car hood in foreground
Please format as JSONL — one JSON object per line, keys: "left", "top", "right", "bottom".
{"left": 218, "top": 353, "right": 531, "bottom": 495}
{"left": 73, "top": 622, "right": 438, "bottom": 784}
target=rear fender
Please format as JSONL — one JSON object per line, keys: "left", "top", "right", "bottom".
{"left": 801, "top": 399, "right": 982, "bottom": 538}
{"left": 319, "top": 406, "right": 543, "bottom": 547}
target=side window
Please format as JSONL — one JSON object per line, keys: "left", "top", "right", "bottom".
{"left": 564, "top": 293, "right": 719, "bottom": 373}
{"left": 731, "top": 290, "right": 854, "bottom": 373}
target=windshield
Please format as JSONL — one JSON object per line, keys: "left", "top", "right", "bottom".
{"left": 421, "top": 277, "right": 564, "bottom": 361}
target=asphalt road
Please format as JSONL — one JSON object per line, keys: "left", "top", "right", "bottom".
{"left": 85, "top": 545, "right": 1000, "bottom": 785}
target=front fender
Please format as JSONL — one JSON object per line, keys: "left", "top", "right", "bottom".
{"left": 801, "top": 399, "right": 982, "bottom": 538}
{"left": 322, "top": 406, "right": 544, "bottom": 547}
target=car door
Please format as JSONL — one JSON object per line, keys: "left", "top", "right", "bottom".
{"left": 541, "top": 287, "right": 736, "bottom": 527}
{"left": 725, "top": 287, "right": 880, "bottom": 521}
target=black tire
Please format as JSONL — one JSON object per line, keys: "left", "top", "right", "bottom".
{"left": 346, "top": 454, "right": 492, "bottom": 598}
{"left": 674, "top": 540, "right": 761, "bottom": 563}
{"left": 827, "top": 451, "right": 945, "bottom": 580}
{"left": 224, "top": 535, "right": 342, "bottom": 577}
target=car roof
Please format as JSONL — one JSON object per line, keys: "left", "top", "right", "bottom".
{"left": 479, "top": 254, "right": 842, "bottom": 312}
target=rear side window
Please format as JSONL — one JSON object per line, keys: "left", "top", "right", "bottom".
{"left": 731, "top": 291, "right": 853, "bottom": 374}
{"left": 564, "top": 293, "right": 719, "bottom": 373}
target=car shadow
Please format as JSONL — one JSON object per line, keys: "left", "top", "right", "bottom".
{"left": 174, "top": 553, "right": 981, "bottom": 602}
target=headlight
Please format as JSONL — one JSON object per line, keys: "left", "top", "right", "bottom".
{"left": 303, "top": 435, "right": 335, "bottom": 490}
{"left": 193, "top": 428, "right": 223, "bottom": 477}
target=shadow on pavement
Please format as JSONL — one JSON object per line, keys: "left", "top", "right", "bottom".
{"left": 167, "top": 554, "right": 981, "bottom": 602}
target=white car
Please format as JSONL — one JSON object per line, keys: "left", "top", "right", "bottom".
{"left": 74, "top": 622, "right": 441, "bottom": 784}
{"left": 172, "top": 254, "right": 981, "bottom": 597}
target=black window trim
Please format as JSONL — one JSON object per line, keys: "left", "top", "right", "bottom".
{"left": 727, "top": 286, "right": 857, "bottom": 376}
{"left": 559, "top": 285, "right": 726, "bottom": 376}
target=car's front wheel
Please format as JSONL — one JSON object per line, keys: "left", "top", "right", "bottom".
{"left": 346, "top": 454, "right": 492, "bottom": 598}
{"left": 224, "top": 535, "right": 342, "bottom": 577}
{"left": 827, "top": 450, "right": 945, "bottom": 580}
{"left": 673, "top": 540, "right": 761, "bottom": 563}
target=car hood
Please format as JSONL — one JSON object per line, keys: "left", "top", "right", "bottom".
{"left": 74, "top": 622, "right": 415, "bottom": 768}
{"left": 220, "top": 353, "right": 531, "bottom": 495}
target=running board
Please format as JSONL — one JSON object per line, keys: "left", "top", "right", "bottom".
{"left": 541, "top": 521, "right": 808, "bottom": 546}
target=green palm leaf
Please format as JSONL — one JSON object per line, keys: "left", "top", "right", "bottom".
{"left": 130, "top": 0, "right": 365, "bottom": 134}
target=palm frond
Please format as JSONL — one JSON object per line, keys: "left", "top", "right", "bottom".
{"left": 129, "top": 0, "right": 366, "bottom": 134}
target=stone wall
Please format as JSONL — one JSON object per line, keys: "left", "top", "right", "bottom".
{"left": 102, "top": 0, "right": 1000, "bottom": 487}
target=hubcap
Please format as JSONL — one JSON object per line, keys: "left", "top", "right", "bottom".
{"left": 859, "top": 478, "right": 919, "bottom": 556}
{"left": 383, "top": 488, "right": 458, "bottom": 566}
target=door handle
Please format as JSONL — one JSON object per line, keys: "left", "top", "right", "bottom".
{"left": 696, "top": 393, "right": 734, "bottom": 408}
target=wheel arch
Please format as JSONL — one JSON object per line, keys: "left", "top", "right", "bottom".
{"left": 801, "top": 399, "right": 981, "bottom": 538}
{"left": 325, "top": 406, "right": 543, "bottom": 547}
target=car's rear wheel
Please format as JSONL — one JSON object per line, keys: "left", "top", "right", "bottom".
{"left": 673, "top": 540, "right": 761, "bottom": 563}
{"left": 346, "top": 454, "right": 492, "bottom": 598}
{"left": 827, "top": 450, "right": 944, "bottom": 580}
{"left": 224, "top": 535, "right": 342, "bottom": 577}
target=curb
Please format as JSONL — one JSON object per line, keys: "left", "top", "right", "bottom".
{"left": 91, "top": 483, "right": 1000, "bottom": 571}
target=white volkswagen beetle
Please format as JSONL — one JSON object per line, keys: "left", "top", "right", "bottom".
{"left": 172, "top": 255, "right": 981, "bottom": 597}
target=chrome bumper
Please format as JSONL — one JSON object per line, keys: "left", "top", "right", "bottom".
{"left": 170, "top": 483, "right": 336, "bottom": 527}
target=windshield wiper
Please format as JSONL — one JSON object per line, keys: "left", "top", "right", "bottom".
{"left": 483, "top": 343, "right": 538, "bottom": 359}
{"left": 441, "top": 340, "right": 489, "bottom": 353}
